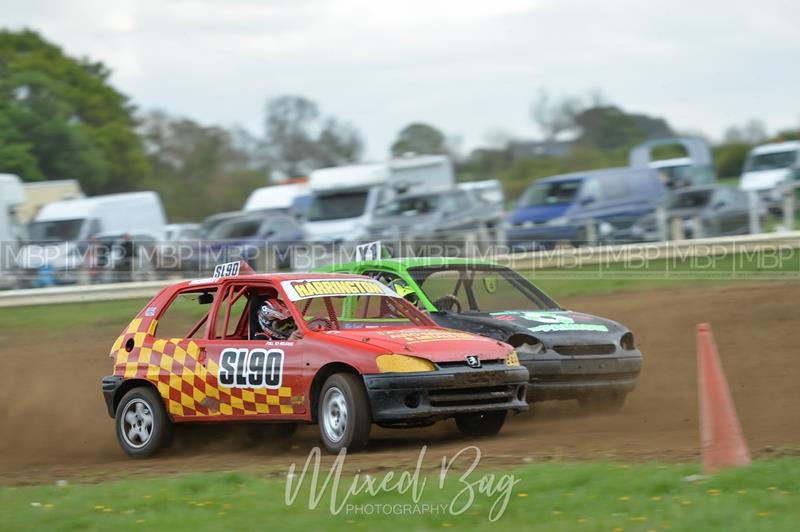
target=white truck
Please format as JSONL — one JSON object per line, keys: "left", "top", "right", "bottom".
{"left": 739, "top": 141, "right": 800, "bottom": 208}
{"left": 243, "top": 181, "right": 308, "bottom": 213}
{"left": 302, "top": 155, "right": 455, "bottom": 244}
{"left": 0, "top": 174, "right": 27, "bottom": 289}
{"left": 17, "top": 191, "right": 167, "bottom": 285}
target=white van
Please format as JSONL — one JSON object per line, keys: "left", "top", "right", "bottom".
{"left": 17, "top": 191, "right": 167, "bottom": 284}
{"left": 739, "top": 141, "right": 800, "bottom": 205}
{"left": 0, "top": 174, "right": 27, "bottom": 289}
{"left": 303, "top": 155, "right": 454, "bottom": 243}
{"left": 243, "top": 182, "right": 308, "bottom": 213}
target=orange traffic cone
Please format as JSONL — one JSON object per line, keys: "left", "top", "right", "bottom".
{"left": 697, "top": 323, "right": 751, "bottom": 473}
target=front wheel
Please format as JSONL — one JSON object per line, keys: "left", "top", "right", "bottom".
{"left": 318, "top": 374, "right": 372, "bottom": 453}
{"left": 115, "top": 387, "right": 171, "bottom": 458}
{"left": 455, "top": 410, "right": 507, "bottom": 437}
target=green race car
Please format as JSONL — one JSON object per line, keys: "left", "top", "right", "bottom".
{"left": 320, "top": 256, "right": 642, "bottom": 412}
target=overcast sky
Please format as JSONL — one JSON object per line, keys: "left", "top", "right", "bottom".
{"left": 3, "top": 0, "right": 799, "bottom": 158}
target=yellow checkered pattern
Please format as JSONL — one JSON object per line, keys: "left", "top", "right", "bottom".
{"left": 111, "top": 318, "right": 297, "bottom": 418}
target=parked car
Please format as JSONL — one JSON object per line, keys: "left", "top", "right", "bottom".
{"left": 101, "top": 265, "right": 528, "bottom": 457}
{"left": 89, "top": 231, "right": 159, "bottom": 283}
{"left": 199, "top": 211, "right": 303, "bottom": 271}
{"left": 366, "top": 187, "right": 489, "bottom": 255}
{"left": 458, "top": 179, "right": 506, "bottom": 244}
{"left": 322, "top": 255, "right": 642, "bottom": 412}
{"left": 630, "top": 186, "right": 751, "bottom": 242}
{"left": 630, "top": 137, "right": 717, "bottom": 190}
{"left": 739, "top": 141, "right": 800, "bottom": 210}
{"left": 506, "top": 167, "right": 666, "bottom": 250}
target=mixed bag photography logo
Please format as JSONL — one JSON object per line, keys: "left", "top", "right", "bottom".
{"left": 284, "top": 445, "right": 519, "bottom": 522}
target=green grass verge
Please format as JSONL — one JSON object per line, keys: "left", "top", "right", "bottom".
{"left": 1, "top": 459, "right": 798, "bottom": 531}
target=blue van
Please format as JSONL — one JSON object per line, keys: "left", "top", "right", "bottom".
{"left": 506, "top": 167, "right": 666, "bottom": 249}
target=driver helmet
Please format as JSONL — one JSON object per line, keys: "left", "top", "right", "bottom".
{"left": 257, "top": 299, "right": 294, "bottom": 338}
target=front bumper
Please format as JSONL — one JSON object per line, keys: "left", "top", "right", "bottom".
{"left": 101, "top": 375, "right": 124, "bottom": 417}
{"left": 363, "top": 364, "right": 529, "bottom": 426}
{"left": 521, "top": 349, "right": 642, "bottom": 401}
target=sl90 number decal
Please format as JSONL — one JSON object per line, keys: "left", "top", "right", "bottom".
{"left": 213, "top": 261, "right": 241, "bottom": 279}
{"left": 218, "top": 348, "right": 284, "bottom": 389}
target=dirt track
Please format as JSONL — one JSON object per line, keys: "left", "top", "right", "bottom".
{"left": 2, "top": 281, "right": 799, "bottom": 485}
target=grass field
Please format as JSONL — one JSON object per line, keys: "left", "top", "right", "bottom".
{"left": 1, "top": 459, "right": 798, "bottom": 531}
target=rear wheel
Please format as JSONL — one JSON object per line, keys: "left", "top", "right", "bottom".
{"left": 455, "top": 410, "right": 507, "bottom": 437}
{"left": 115, "top": 387, "right": 171, "bottom": 458}
{"left": 318, "top": 374, "right": 372, "bottom": 453}
{"left": 578, "top": 391, "right": 627, "bottom": 413}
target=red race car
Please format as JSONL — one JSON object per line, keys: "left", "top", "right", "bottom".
{"left": 102, "top": 262, "right": 528, "bottom": 457}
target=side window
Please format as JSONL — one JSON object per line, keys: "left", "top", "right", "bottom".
{"left": 213, "top": 285, "right": 251, "bottom": 339}
{"left": 155, "top": 288, "right": 217, "bottom": 339}
{"left": 362, "top": 270, "right": 402, "bottom": 286}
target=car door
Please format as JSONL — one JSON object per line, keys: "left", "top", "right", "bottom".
{"left": 193, "top": 281, "right": 307, "bottom": 418}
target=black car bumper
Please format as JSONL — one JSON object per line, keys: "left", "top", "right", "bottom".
{"left": 101, "top": 375, "right": 124, "bottom": 417}
{"left": 363, "top": 364, "right": 529, "bottom": 426}
{"left": 522, "top": 351, "right": 642, "bottom": 401}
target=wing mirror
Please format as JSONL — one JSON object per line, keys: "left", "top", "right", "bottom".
{"left": 580, "top": 195, "right": 596, "bottom": 206}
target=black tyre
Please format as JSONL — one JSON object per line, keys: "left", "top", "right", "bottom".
{"left": 455, "top": 410, "right": 507, "bottom": 437}
{"left": 578, "top": 391, "right": 627, "bottom": 413}
{"left": 317, "top": 373, "right": 371, "bottom": 453}
{"left": 115, "top": 387, "right": 171, "bottom": 458}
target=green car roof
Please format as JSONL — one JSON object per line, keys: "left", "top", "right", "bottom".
{"left": 318, "top": 256, "right": 502, "bottom": 272}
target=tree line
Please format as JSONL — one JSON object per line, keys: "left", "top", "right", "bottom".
{"left": 1, "top": 29, "right": 797, "bottom": 221}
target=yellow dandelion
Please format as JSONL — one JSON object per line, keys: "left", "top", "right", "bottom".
{"left": 757, "top": 512, "right": 771, "bottom": 517}
{"left": 223, "top": 503, "right": 233, "bottom": 510}
{"left": 613, "top": 528, "right": 624, "bottom": 532}
{"left": 136, "top": 520, "right": 146, "bottom": 524}
{"left": 44, "top": 504, "right": 54, "bottom": 510}
{"left": 94, "top": 505, "right": 105, "bottom": 510}
{"left": 650, "top": 496, "right": 661, "bottom": 501}
{"left": 517, "top": 492, "right": 529, "bottom": 498}
{"left": 552, "top": 510, "right": 562, "bottom": 516}
{"left": 143, "top": 495, "right": 152, "bottom": 499}
{"left": 442, "top": 523, "right": 453, "bottom": 528}
{"left": 767, "top": 486, "right": 777, "bottom": 491}
{"left": 630, "top": 516, "right": 647, "bottom": 522}
{"left": 216, "top": 512, "right": 226, "bottom": 517}
{"left": 707, "top": 489, "right": 721, "bottom": 496}
{"left": 680, "top": 500, "right": 692, "bottom": 506}
{"left": 736, "top": 490, "right": 747, "bottom": 495}
{"left": 618, "top": 496, "right": 630, "bottom": 501}
{"left": 780, "top": 491, "right": 790, "bottom": 496}
{"left": 102, "top": 508, "right": 113, "bottom": 513}
{"left": 576, "top": 517, "right": 587, "bottom": 523}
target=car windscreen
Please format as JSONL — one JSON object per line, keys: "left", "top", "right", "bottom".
{"left": 668, "top": 189, "right": 713, "bottom": 208}
{"left": 294, "top": 294, "right": 432, "bottom": 329}
{"left": 745, "top": 150, "right": 798, "bottom": 172}
{"left": 408, "top": 265, "right": 559, "bottom": 313}
{"left": 307, "top": 191, "right": 369, "bottom": 222}
{"left": 27, "top": 219, "right": 85, "bottom": 241}
{"left": 376, "top": 195, "right": 441, "bottom": 217}
{"left": 519, "top": 179, "right": 582, "bottom": 207}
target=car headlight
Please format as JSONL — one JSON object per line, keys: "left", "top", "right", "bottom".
{"left": 620, "top": 332, "right": 635, "bottom": 350}
{"left": 375, "top": 354, "right": 436, "bottom": 373}
{"left": 506, "top": 351, "right": 520, "bottom": 366}
{"left": 546, "top": 216, "right": 569, "bottom": 226}
{"left": 515, "top": 341, "right": 544, "bottom": 355}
